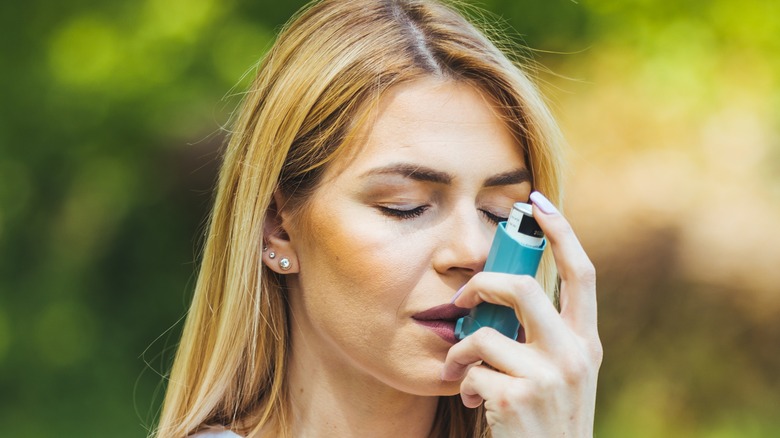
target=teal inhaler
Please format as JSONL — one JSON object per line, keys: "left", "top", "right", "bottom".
{"left": 455, "top": 202, "right": 546, "bottom": 340}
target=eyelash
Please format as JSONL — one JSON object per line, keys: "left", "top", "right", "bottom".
{"left": 377, "top": 206, "right": 507, "bottom": 224}
{"left": 480, "top": 210, "right": 507, "bottom": 225}
{"left": 378, "top": 205, "right": 429, "bottom": 219}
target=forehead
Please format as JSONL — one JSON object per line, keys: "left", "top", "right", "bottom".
{"left": 325, "top": 77, "right": 526, "bottom": 181}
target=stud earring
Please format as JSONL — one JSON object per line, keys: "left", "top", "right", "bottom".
{"left": 279, "top": 258, "right": 291, "bottom": 271}
{"left": 269, "top": 251, "right": 276, "bottom": 259}
{"left": 262, "top": 244, "right": 268, "bottom": 252}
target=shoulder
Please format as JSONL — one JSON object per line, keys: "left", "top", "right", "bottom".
{"left": 189, "top": 427, "right": 244, "bottom": 438}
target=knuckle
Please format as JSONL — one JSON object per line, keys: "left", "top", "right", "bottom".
{"left": 471, "top": 272, "right": 545, "bottom": 304}
{"left": 470, "top": 271, "right": 492, "bottom": 288}
{"left": 572, "top": 260, "right": 597, "bottom": 285}
{"left": 460, "top": 366, "right": 480, "bottom": 393}
{"left": 557, "top": 338, "right": 603, "bottom": 386}
{"left": 460, "top": 368, "right": 475, "bottom": 387}
{"left": 472, "top": 327, "right": 500, "bottom": 346}
{"left": 509, "top": 275, "right": 543, "bottom": 300}
{"left": 494, "top": 381, "right": 532, "bottom": 410}
{"left": 548, "top": 216, "right": 574, "bottom": 238}
{"left": 590, "top": 337, "right": 604, "bottom": 367}
{"left": 516, "top": 274, "right": 540, "bottom": 289}
{"left": 534, "top": 368, "right": 562, "bottom": 394}
{"left": 560, "top": 353, "right": 590, "bottom": 385}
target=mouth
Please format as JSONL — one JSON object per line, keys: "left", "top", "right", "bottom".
{"left": 412, "top": 303, "right": 471, "bottom": 344}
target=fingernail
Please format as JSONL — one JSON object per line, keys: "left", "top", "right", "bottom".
{"left": 530, "top": 191, "right": 559, "bottom": 215}
{"left": 450, "top": 285, "right": 466, "bottom": 303}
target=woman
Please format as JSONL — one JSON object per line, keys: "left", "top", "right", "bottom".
{"left": 155, "top": 0, "right": 601, "bottom": 437}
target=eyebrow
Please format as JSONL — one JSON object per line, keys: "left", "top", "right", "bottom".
{"left": 483, "top": 168, "right": 532, "bottom": 187}
{"left": 361, "top": 163, "right": 452, "bottom": 184}
{"left": 360, "top": 163, "right": 531, "bottom": 187}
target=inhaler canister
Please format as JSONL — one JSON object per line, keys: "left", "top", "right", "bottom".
{"left": 454, "top": 202, "right": 546, "bottom": 340}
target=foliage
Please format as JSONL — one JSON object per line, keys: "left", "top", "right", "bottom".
{"left": 1, "top": 0, "right": 777, "bottom": 436}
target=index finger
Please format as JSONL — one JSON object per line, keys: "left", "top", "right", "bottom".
{"left": 529, "top": 191, "right": 598, "bottom": 336}
{"left": 453, "top": 272, "right": 568, "bottom": 347}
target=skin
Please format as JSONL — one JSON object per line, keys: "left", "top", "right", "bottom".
{"left": 263, "top": 77, "right": 601, "bottom": 437}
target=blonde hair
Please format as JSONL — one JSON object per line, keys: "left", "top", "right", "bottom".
{"left": 155, "top": 0, "right": 564, "bottom": 437}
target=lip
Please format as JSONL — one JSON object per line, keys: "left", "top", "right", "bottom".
{"left": 412, "top": 303, "right": 471, "bottom": 321}
{"left": 412, "top": 303, "right": 471, "bottom": 344}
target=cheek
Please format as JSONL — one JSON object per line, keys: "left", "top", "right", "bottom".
{"left": 296, "top": 211, "right": 430, "bottom": 321}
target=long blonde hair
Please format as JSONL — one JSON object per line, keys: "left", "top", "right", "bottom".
{"left": 155, "top": 1, "right": 564, "bottom": 437}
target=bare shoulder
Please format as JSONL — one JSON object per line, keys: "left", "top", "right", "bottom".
{"left": 189, "top": 428, "right": 243, "bottom": 438}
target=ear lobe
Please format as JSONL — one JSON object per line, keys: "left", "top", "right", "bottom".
{"left": 262, "top": 190, "right": 300, "bottom": 274}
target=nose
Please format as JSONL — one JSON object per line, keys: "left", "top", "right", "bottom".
{"left": 432, "top": 204, "right": 492, "bottom": 277}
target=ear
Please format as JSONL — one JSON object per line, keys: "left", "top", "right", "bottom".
{"left": 262, "top": 190, "right": 300, "bottom": 274}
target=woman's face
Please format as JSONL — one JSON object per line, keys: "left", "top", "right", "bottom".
{"left": 283, "top": 77, "right": 531, "bottom": 396}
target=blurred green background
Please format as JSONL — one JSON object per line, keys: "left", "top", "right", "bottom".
{"left": 1, "top": 0, "right": 778, "bottom": 436}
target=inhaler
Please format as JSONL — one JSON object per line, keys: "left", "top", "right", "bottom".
{"left": 454, "top": 202, "right": 546, "bottom": 340}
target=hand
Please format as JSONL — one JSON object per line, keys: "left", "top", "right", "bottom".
{"left": 441, "top": 192, "right": 602, "bottom": 437}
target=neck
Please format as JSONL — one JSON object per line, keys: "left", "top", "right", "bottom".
{"left": 284, "top": 330, "right": 440, "bottom": 438}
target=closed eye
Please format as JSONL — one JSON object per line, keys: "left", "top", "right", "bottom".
{"left": 480, "top": 209, "right": 508, "bottom": 225}
{"left": 377, "top": 205, "right": 430, "bottom": 220}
